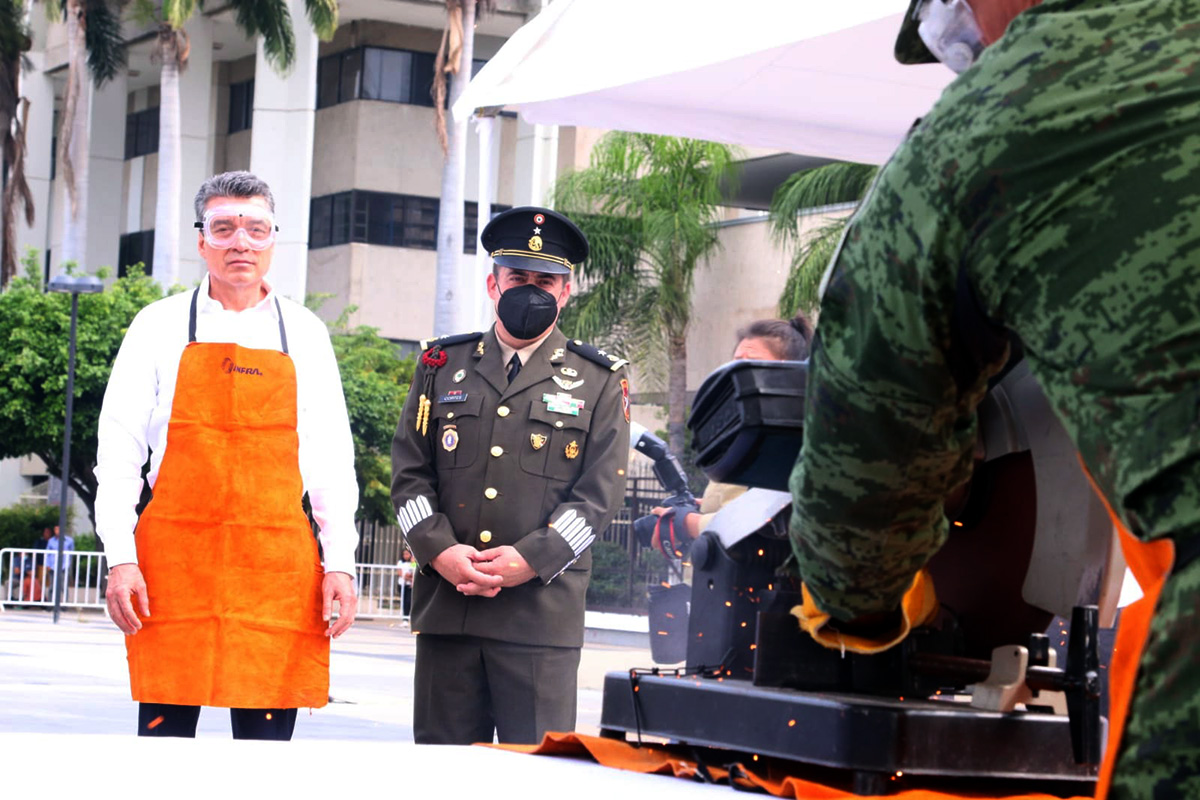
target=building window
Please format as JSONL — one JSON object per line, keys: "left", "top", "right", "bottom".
{"left": 125, "top": 108, "right": 159, "bottom": 159}
{"left": 118, "top": 230, "right": 155, "bottom": 277}
{"left": 316, "top": 46, "right": 486, "bottom": 110}
{"left": 309, "top": 191, "right": 509, "bottom": 251}
{"left": 463, "top": 202, "right": 512, "bottom": 254}
{"left": 228, "top": 79, "right": 255, "bottom": 134}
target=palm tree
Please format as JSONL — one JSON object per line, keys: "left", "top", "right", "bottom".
{"left": 139, "top": 0, "right": 337, "bottom": 287}
{"left": 768, "top": 161, "right": 877, "bottom": 317}
{"left": 53, "top": 0, "right": 126, "bottom": 269}
{"left": 554, "top": 132, "right": 738, "bottom": 457}
{"left": 0, "top": 0, "right": 33, "bottom": 285}
{"left": 431, "top": 0, "right": 491, "bottom": 335}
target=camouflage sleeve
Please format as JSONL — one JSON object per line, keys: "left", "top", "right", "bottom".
{"left": 788, "top": 149, "right": 1001, "bottom": 622}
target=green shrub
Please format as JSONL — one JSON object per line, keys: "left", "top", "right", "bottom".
{"left": 0, "top": 504, "right": 64, "bottom": 552}
{"left": 586, "top": 540, "right": 631, "bottom": 608}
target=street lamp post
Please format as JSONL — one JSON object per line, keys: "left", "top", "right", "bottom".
{"left": 46, "top": 274, "right": 104, "bottom": 624}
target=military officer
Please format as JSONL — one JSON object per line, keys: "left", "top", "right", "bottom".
{"left": 789, "top": 2, "right": 1200, "bottom": 798}
{"left": 391, "top": 206, "right": 632, "bottom": 745}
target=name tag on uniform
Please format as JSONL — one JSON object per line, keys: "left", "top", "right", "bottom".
{"left": 543, "top": 392, "right": 585, "bottom": 416}
{"left": 439, "top": 390, "right": 468, "bottom": 403}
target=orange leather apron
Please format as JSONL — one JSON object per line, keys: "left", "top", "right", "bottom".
{"left": 125, "top": 289, "right": 328, "bottom": 709}
{"left": 1081, "top": 465, "right": 1175, "bottom": 800}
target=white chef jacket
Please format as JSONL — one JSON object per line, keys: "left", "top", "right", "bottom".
{"left": 93, "top": 275, "right": 360, "bottom": 575}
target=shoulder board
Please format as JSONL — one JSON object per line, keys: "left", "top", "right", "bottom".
{"left": 566, "top": 339, "right": 629, "bottom": 372}
{"left": 419, "top": 331, "right": 484, "bottom": 351}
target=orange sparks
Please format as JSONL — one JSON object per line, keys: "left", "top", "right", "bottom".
{"left": 665, "top": 613, "right": 675, "bottom": 619}
{"left": 757, "top": 549, "right": 765, "bottom": 557}
{"left": 953, "top": 521, "right": 964, "bottom": 527}
{"left": 753, "top": 754, "right": 759, "bottom": 762}
{"left": 724, "top": 601, "right": 732, "bottom": 607}
{"left": 657, "top": 631, "right": 669, "bottom": 636}
{"left": 740, "top": 621, "right": 747, "bottom": 628}
{"left": 750, "top": 644, "right": 757, "bottom": 650}
{"left": 147, "top": 716, "right": 164, "bottom": 730}
{"left": 787, "top": 719, "right": 796, "bottom": 727}
{"left": 265, "top": 713, "right": 273, "bottom": 721}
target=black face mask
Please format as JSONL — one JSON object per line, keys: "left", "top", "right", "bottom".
{"left": 497, "top": 283, "right": 560, "bottom": 340}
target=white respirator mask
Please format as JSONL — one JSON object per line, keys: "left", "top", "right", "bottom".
{"left": 916, "top": 0, "right": 986, "bottom": 74}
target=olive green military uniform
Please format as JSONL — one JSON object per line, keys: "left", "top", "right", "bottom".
{"left": 391, "top": 325, "right": 630, "bottom": 744}
{"left": 789, "top": 2, "right": 1200, "bottom": 797}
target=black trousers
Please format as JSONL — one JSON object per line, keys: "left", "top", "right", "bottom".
{"left": 137, "top": 703, "right": 299, "bottom": 740}
{"left": 413, "top": 633, "right": 581, "bottom": 745}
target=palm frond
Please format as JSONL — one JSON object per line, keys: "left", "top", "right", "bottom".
{"left": 303, "top": 0, "right": 337, "bottom": 40}
{"left": 84, "top": 0, "right": 128, "bottom": 87}
{"left": 777, "top": 217, "right": 847, "bottom": 318}
{"left": 161, "top": 0, "right": 196, "bottom": 29}
{"left": 768, "top": 161, "right": 876, "bottom": 246}
{"left": 0, "top": 0, "right": 30, "bottom": 60}
{"left": 230, "top": 0, "right": 296, "bottom": 74}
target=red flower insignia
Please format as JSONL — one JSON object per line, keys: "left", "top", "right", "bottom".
{"left": 422, "top": 347, "right": 448, "bottom": 368}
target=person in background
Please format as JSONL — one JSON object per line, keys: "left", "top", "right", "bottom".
{"left": 42, "top": 525, "right": 74, "bottom": 603}
{"left": 649, "top": 312, "right": 812, "bottom": 548}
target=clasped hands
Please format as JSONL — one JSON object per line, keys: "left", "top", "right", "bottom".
{"left": 431, "top": 543, "right": 535, "bottom": 597}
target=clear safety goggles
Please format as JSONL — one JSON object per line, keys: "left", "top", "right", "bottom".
{"left": 916, "top": 0, "right": 985, "bottom": 74}
{"left": 194, "top": 204, "right": 278, "bottom": 251}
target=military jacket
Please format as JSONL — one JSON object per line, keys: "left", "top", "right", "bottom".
{"left": 391, "top": 326, "right": 631, "bottom": 647}
{"left": 790, "top": 0, "right": 1200, "bottom": 621}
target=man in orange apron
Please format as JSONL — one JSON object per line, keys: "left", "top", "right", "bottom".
{"left": 788, "top": 2, "right": 1200, "bottom": 798}
{"left": 94, "top": 171, "right": 360, "bottom": 739}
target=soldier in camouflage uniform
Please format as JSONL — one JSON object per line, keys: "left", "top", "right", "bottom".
{"left": 391, "top": 207, "right": 631, "bottom": 745}
{"left": 789, "top": 1, "right": 1200, "bottom": 796}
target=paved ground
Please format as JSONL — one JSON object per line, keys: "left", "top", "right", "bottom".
{"left": 0, "top": 608, "right": 656, "bottom": 740}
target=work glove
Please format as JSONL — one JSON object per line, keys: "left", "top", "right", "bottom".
{"left": 790, "top": 568, "right": 938, "bottom": 655}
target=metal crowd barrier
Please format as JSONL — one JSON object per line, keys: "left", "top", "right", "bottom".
{"left": 1, "top": 547, "right": 410, "bottom": 623}
{"left": 355, "top": 561, "right": 413, "bottom": 622}
{"left": 0, "top": 548, "right": 108, "bottom": 611}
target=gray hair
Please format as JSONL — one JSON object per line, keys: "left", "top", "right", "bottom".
{"left": 193, "top": 171, "right": 275, "bottom": 222}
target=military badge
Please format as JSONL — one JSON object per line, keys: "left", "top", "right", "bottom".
{"left": 530, "top": 433, "right": 547, "bottom": 451}
{"left": 543, "top": 392, "right": 585, "bottom": 415}
{"left": 475, "top": 341, "right": 486, "bottom": 356}
{"left": 441, "top": 425, "right": 459, "bottom": 452}
{"left": 529, "top": 235, "right": 544, "bottom": 251}
{"left": 550, "top": 347, "right": 565, "bottom": 362}
{"left": 621, "top": 378, "right": 630, "bottom": 423}
{"left": 553, "top": 375, "right": 584, "bottom": 391}
{"left": 560, "top": 367, "right": 578, "bottom": 377}
{"left": 533, "top": 213, "right": 545, "bottom": 226}
{"left": 565, "top": 440, "right": 580, "bottom": 460}
{"left": 452, "top": 369, "right": 466, "bottom": 383}
{"left": 438, "top": 390, "right": 468, "bottom": 403}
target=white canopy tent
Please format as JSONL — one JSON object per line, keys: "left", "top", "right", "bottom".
{"left": 454, "top": 0, "right": 954, "bottom": 165}
{"left": 455, "top": 0, "right": 955, "bottom": 326}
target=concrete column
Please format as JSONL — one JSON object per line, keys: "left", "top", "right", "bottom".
{"left": 175, "top": 15, "right": 217, "bottom": 285}
{"left": 15, "top": 47, "right": 55, "bottom": 270}
{"left": 84, "top": 72, "right": 127, "bottom": 276}
{"left": 249, "top": 0, "right": 318, "bottom": 303}
{"left": 512, "top": 120, "right": 559, "bottom": 208}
